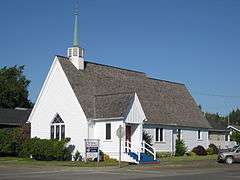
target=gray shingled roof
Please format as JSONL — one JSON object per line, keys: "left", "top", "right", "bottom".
{"left": 95, "top": 93, "right": 134, "bottom": 119}
{"left": 0, "top": 108, "right": 31, "bottom": 125}
{"left": 58, "top": 56, "right": 211, "bottom": 129}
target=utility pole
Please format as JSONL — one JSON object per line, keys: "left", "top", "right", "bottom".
{"left": 228, "top": 115, "right": 230, "bottom": 126}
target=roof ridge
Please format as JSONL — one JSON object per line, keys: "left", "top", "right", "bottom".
{"left": 56, "top": 55, "right": 145, "bottom": 75}
{"left": 0, "top": 107, "right": 31, "bottom": 111}
{"left": 86, "top": 61, "right": 145, "bottom": 75}
{"left": 148, "top": 77, "right": 184, "bottom": 86}
{"left": 95, "top": 92, "right": 135, "bottom": 97}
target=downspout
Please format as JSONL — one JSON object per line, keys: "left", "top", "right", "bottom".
{"left": 172, "top": 129, "right": 175, "bottom": 155}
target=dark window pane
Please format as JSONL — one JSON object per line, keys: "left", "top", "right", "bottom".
{"left": 56, "top": 125, "right": 60, "bottom": 140}
{"left": 106, "top": 123, "right": 111, "bottom": 140}
{"left": 177, "top": 129, "right": 181, "bottom": 140}
{"left": 155, "top": 128, "right": 159, "bottom": 141}
{"left": 50, "top": 125, "right": 54, "bottom": 139}
{"left": 52, "top": 114, "right": 64, "bottom": 123}
{"left": 225, "top": 134, "right": 228, "bottom": 141}
{"left": 160, "top": 128, "right": 163, "bottom": 141}
{"left": 198, "top": 130, "right": 201, "bottom": 139}
{"left": 61, "top": 125, "right": 65, "bottom": 140}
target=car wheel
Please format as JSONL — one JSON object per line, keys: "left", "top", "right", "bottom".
{"left": 226, "top": 157, "right": 233, "bottom": 164}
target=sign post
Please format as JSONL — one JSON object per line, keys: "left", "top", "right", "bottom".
{"left": 116, "top": 125, "right": 124, "bottom": 168}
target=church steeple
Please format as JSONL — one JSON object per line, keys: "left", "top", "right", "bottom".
{"left": 73, "top": 10, "right": 79, "bottom": 47}
{"left": 67, "top": 4, "right": 84, "bottom": 70}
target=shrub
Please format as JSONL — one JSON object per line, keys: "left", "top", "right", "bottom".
{"left": 156, "top": 152, "right": 172, "bottom": 158}
{"left": 208, "top": 144, "right": 219, "bottom": 154}
{"left": 20, "top": 137, "right": 73, "bottom": 161}
{"left": 73, "top": 151, "right": 81, "bottom": 161}
{"left": 143, "top": 131, "right": 152, "bottom": 145}
{"left": 206, "top": 147, "right": 214, "bottom": 155}
{"left": 175, "top": 139, "right": 187, "bottom": 156}
{"left": 0, "top": 128, "right": 29, "bottom": 156}
{"left": 186, "top": 151, "right": 196, "bottom": 156}
{"left": 192, "top": 145, "right": 207, "bottom": 156}
{"left": 230, "top": 131, "right": 240, "bottom": 144}
{"left": 99, "top": 150, "right": 110, "bottom": 161}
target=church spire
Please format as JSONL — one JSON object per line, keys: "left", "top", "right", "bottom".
{"left": 67, "top": 2, "right": 84, "bottom": 70}
{"left": 73, "top": 6, "right": 79, "bottom": 47}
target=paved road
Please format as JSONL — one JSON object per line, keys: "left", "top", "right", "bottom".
{"left": 0, "top": 165, "right": 239, "bottom": 180}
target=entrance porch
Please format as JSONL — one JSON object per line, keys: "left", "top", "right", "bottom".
{"left": 122, "top": 123, "right": 157, "bottom": 163}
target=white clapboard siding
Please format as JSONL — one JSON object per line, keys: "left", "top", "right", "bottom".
{"left": 29, "top": 57, "right": 88, "bottom": 155}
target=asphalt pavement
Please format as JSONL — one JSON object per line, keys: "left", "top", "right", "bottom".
{"left": 0, "top": 165, "right": 239, "bottom": 180}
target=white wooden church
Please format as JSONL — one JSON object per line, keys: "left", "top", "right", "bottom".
{"left": 28, "top": 12, "right": 211, "bottom": 163}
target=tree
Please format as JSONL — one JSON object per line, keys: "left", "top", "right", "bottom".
{"left": 204, "top": 109, "right": 240, "bottom": 126}
{"left": 229, "top": 109, "right": 240, "bottom": 126}
{"left": 230, "top": 131, "right": 240, "bottom": 145}
{"left": 0, "top": 128, "right": 29, "bottom": 156}
{"left": 205, "top": 112, "right": 226, "bottom": 122}
{"left": 0, "top": 65, "right": 33, "bottom": 108}
{"left": 175, "top": 139, "right": 187, "bottom": 156}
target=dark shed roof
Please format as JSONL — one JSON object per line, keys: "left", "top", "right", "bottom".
{"left": 58, "top": 56, "right": 211, "bottom": 129}
{"left": 0, "top": 108, "right": 31, "bottom": 126}
{"left": 207, "top": 119, "right": 228, "bottom": 131}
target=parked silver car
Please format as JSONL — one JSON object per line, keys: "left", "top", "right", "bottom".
{"left": 218, "top": 145, "right": 240, "bottom": 164}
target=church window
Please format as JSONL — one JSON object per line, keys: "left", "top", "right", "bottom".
{"left": 61, "top": 125, "right": 65, "bottom": 140}
{"left": 155, "top": 128, "right": 164, "bottom": 142}
{"left": 56, "top": 125, "right": 60, "bottom": 140}
{"left": 50, "top": 114, "right": 65, "bottom": 140}
{"left": 177, "top": 129, "right": 181, "bottom": 140}
{"left": 106, "top": 123, "right": 111, "bottom": 140}
{"left": 50, "top": 125, "right": 54, "bottom": 139}
{"left": 198, "top": 130, "right": 202, "bottom": 140}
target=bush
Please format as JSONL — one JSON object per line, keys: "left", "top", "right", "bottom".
{"left": 206, "top": 147, "right": 214, "bottom": 155}
{"left": 175, "top": 139, "right": 187, "bottom": 156}
{"left": 0, "top": 128, "right": 29, "bottom": 156}
{"left": 192, "top": 145, "right": 207, "bottom": 156}
{"left": 156, "top": 152, "right": 172, "bottom": 158}
{"left": 208, "top": 144, "right": 219, "bottom": 154}
{"left": 186, "top": 151, "right": 196, "bottom": 156}
{"left": 143, "top": 131, "right": 152, "bottom": 145}
{"left": 99, "top": 150, "right": 110, "bottom": 161}
{"left": 20, "top": 137, "right": 74, "bottom": 161}
{"left": 230, "top": 131, "right": 240, "bottom": 144}
{"left": 73, "top": 151, "right": 81, "bottom": 161}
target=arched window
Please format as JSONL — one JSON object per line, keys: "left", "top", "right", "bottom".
{"left": 50, "top": 114, "right": 65, "bottom": 140}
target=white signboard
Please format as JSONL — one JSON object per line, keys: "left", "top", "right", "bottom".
{"left": 84, "top": 139, "right": 100, "bottom": 161}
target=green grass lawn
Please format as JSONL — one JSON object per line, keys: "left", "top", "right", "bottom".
{"left": 0, "top": 157, "right": 122, "bottom": 167}
{"left": 0, "top": 155, "right": 218, "bottom": 168}
{"left": 131, "top": 155, "right": 220, "bottom": 170}
{"left": 160, "top": 154, "right": 218, "bottom": 164}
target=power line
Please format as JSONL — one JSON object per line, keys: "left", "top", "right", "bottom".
{"left": 191, "top": 91, "right": 240, "bottom": 98}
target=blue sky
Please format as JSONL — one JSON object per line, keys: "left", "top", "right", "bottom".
{"left": 0, "top": 0, "right": 239, "bottom": 115}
